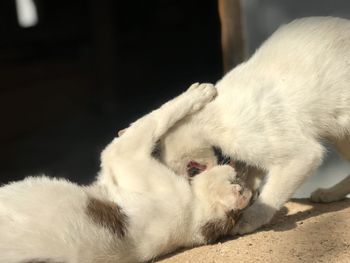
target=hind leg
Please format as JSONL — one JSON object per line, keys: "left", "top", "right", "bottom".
{"left": 311, "top": 136, "right": 350, "bottom": 203}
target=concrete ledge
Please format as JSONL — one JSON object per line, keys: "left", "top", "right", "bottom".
{"left": 159, "top": 199, "right": 350, "bottom": 263}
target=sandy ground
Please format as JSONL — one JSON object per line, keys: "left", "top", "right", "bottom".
{"left": 158, "top": 199, "right": 350, "bottom": 263}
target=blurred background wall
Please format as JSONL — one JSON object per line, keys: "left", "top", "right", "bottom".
{"left": 1, "top": 0, "right": 349, "bottom": 197}
{"left": 0, "top": 0, "right": 222, "bottom": 184}
{"left": 243, "top": 0, "right": 350, "bottom": 54}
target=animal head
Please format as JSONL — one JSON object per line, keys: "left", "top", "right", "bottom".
{"left": 159, "top": 123, "right": 218, "bottom": 177}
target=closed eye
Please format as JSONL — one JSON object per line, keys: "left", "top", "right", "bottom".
{"left": 213, "top": 146, "right": 231, "bottom": 164}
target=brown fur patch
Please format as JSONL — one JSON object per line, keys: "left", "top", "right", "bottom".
{"left": 86, "top": 197, "right": 128, "bottom": 237}
{"left": 201, "top": 211, "right": 239, "bottom": 244}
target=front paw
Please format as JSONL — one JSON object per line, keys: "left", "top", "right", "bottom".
{"left": 186, "top": 83, "right": 217, "bottom": 112}
{"left": 194, "top": 165, "right": 253, "bottom": 243}
{"left": 193, "top": 165, "right": 252, "bottom": 214}
{"left": 235, "top": 201, "right": 276, "bottom": 235}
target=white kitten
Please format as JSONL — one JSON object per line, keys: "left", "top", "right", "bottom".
{"left": 0, "top": 83, "right": 252, "bottom": 263}
{"left": 161, "top": 17, "right": 350, "bottom": 235}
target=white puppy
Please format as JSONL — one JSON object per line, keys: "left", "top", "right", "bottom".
{"left": 161, "top": 17, "right": 350, "bottom": 235}
{"left": 0, "top": 83, "right": 252, "bottom": 263}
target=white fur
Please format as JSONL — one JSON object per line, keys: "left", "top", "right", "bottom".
{"left": 0, "top": 83, "right": 252, "bottom": 263}
{"left": 161, "top": 17, "right": 350, "bottom": 234}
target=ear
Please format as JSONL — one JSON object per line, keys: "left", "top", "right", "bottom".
{"left": 117, "top": 128, "right": 127, "bottom": 137}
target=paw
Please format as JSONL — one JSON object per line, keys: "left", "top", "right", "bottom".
{"left": 310, "top": 188, "right": 343, "bottom": 203}
{"left": 234, "top": 201, "right": 276, "bottom": 235}
{"left": 186, "top": 83, "right": 217, "bottom": 112}
{"left": 229, "top": 183, "right": 253, "bottom": 212}
{"left": 194, "top": 165, "right": 252, "bottom": 214}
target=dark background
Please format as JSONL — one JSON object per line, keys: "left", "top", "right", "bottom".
{"left": 0, "top": 0, "right": 223, "bottom": 185}
{"left": 3, "top": 0, "right": 349, "bottom": 197}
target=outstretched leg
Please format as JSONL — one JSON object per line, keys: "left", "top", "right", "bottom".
{"left": 115, "top": 83, "right": 216, "bottom": 155}
{"left": 311, "top": 136, "right": 350, "bottom": 203}
{"left": 236, "top": 141, "right": 324, "bottom": 234}
{"left": 99, "top": 83, "right": 216, "bottom": 192}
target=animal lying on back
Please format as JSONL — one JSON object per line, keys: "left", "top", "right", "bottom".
{"left": 159, "top": 16, "right": 350, "bottom": 235}
{"left": 0, "top": 83, "right": 253, "bottom": 263}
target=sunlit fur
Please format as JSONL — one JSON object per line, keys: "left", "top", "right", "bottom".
{"left": 161, "top": 17, "right": 350, "bottom": 234}
{"left": 0, "top": 84, "right": 252, "bottom": 263}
